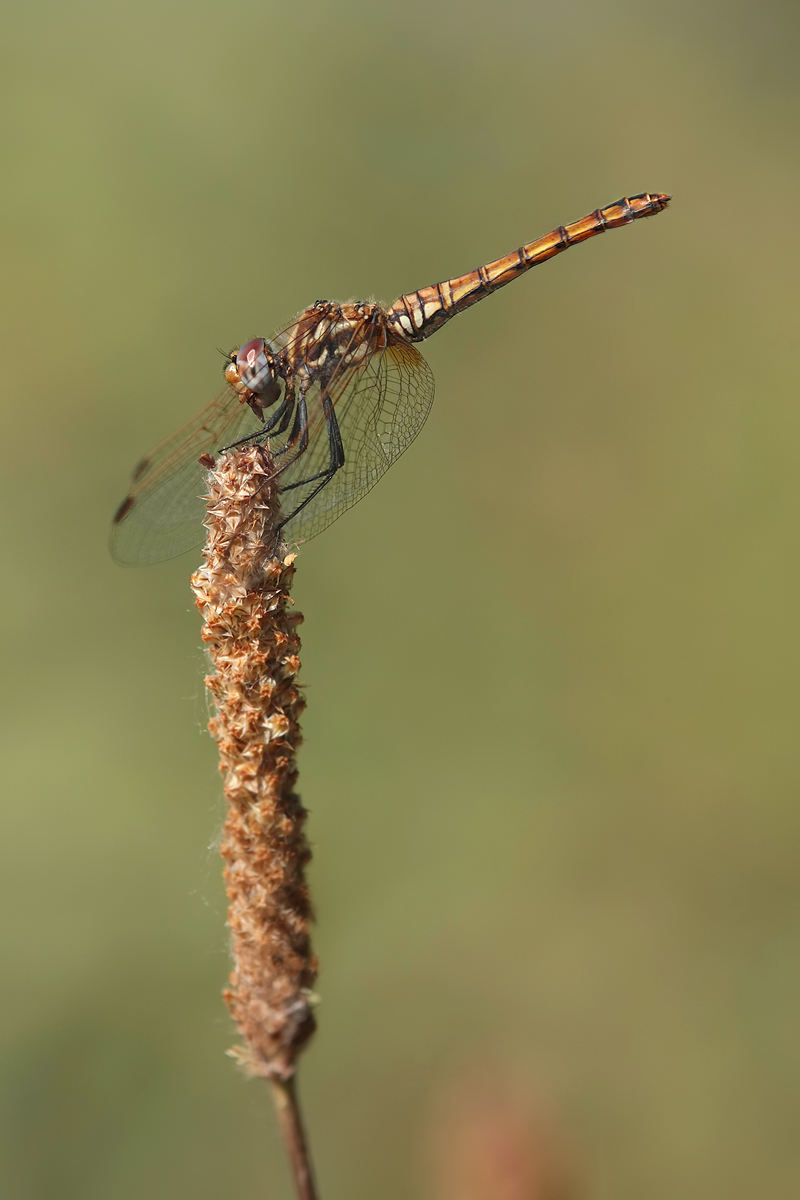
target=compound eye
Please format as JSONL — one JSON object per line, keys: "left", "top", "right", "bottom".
{"left": 236, "top": 337, "right": 273, "bottom": 395}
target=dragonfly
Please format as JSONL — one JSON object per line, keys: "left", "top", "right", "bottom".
{"left": 111, "top": 192, "right": 669, "bottom": 564}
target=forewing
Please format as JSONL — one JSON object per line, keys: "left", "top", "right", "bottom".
{"left": 277, "top": 335, "right": 435, "bottom": 545}
{"left": 110, "top": 386, "right": 265, "bottom": 565}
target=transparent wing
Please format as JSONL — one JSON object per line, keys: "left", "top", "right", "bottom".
{"left": 275, "top": 334, "right": 435, "bottom": 545}
{"left": 110, "top": 386, "right": 266, "bottom": 565}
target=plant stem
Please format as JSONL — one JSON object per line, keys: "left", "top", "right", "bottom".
{"left": 271, "top": 1076, "right": 319, "bottom": 1200}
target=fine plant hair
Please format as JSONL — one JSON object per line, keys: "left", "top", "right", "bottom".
{"left": 191, "top": 443, "right": 318, "bottom": 1198}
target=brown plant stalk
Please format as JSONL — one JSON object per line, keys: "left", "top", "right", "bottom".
{"left": 190, "top": 443, "right": 318, "bottom": 1199}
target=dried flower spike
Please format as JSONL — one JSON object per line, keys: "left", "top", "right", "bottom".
{"left": 190, "top": 443, "right": 317, "bottom": 1082}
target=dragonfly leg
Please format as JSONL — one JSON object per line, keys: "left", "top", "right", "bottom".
{"left": 278, "top": 396, "right": 344, "bottom": 491}
{"left": 272, "top": 397, "right": 345, "bottom": 547}
{"left": 273, "top": 389, "right": 311, "bottom": 460}
{"left": 271, "top": 396, "right": 295, "bottom": 437}
{"left": 221, "top": 396, "right": 293, "bottom": 452}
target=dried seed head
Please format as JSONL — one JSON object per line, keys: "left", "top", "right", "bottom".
{"left": 191, "top": 445, "right": 317, "bottom": 1080}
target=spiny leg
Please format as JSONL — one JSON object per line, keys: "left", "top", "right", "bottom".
{"left": 279, "top": 397, "right": 344, "bottom": 493}
{"left": 221, "top": 395, "right": 293, "bottom": 453}
{"left": 273, "top": 396, "right": 345, "bottom": 547}
{"left": 273, "top": 390, "right": 310, "bottom": 461}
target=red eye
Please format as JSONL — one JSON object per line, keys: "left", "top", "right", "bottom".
{"left": 236, "top": 338, "right": 273, "bottom": 394}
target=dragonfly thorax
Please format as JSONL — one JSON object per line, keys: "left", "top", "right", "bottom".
{"left": 285, "top": 301, "right": 385, "bottom": 389}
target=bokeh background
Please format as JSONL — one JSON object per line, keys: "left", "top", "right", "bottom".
{"left": 2, "top": 1, "right": 799, "bottom": 1197}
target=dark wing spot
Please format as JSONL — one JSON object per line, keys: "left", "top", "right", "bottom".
{"left": 132, "top": 456, "right": 150, "bottom": 483}
{"left": 113, "top": 495, "right": 135, "bottom": 524}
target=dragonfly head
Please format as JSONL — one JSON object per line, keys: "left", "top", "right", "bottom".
{"left": 225, "top": 338, "right": 280, "bottom": 405}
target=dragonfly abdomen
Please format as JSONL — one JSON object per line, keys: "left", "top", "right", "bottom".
{"left": 387, "top": 192, "right": 670, "bottom": 342}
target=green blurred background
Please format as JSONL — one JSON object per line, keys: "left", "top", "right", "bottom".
{"left": 2, "top": 1, "right": 799, "bottom": 1196}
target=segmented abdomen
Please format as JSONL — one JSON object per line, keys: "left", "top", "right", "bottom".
{"left": 387, "top": 192, "right": 670, "bottom": 341}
